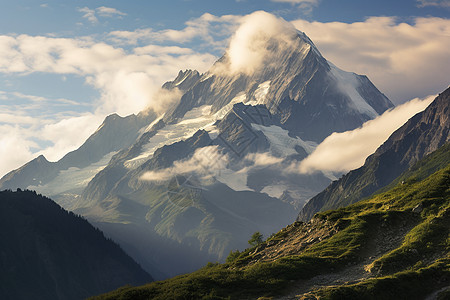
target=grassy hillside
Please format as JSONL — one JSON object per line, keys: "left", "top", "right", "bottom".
{"left": 91, "top": 145, "right": 450, "bottom": 300}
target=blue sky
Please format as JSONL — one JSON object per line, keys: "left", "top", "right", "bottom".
{"left": 0, "top": 0, "right": 449, "bottom": 176}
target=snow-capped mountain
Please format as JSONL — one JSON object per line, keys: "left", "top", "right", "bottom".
{"left": 0, "top": 14, "right": 393, "bottom": 278}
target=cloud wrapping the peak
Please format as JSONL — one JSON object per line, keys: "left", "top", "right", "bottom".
{"left": 224, "top": 11, "right": 298, "bottom": 75}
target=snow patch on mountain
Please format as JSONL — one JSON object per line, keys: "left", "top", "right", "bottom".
{"left": 251, "top": 124, "right": 317, "bottom": 157}
{"left": 125, "top": 106, "right": 215, "bottom": 168}
{"left": 213, "top": 168, "right": 253, "bottom": 192}
{"left": 215, "top": 92, "right": 247, "bottom": 119}
{"left": 329, "top": 64, "right": 379, "bottom": 118}
{"left": 247, "top": 81, "right": 271, "bottom": 105}
{"left": 261, "top": 184, "right": 287, "bottom": 198}
{"left": 28, "top": 151, "right": 117, "bottom": 196}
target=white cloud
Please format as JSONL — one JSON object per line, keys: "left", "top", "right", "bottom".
{"left": 213, "top": 11, "right": 299, "bottom": 75}
{"left": 244, "top": 152, "right": 283, "bottom": 167}
{"left": 0, "top": 125, "right": 37, "bottom": 177}
{"left": 140, "top": 145, "right": 228, "bottom": 182}
{"left": 295, "top": 95, "right": 435, "bottom": 174}
{"left": 38, "top": 113, "right": 103, "bottom": 161}
{"left": 0, "top": 34, "right": 216, "bottom": 116}
{"left": 108, "top": 13, "right": 241, "bottom": 49}
{"left": 291, "top": 17, "right": 450, "bottom": 103}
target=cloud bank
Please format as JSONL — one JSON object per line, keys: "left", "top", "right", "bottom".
{"left": 296, "top": 95, "right": 435, "bottom": 174}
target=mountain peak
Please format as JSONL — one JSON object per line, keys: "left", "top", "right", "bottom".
{"left": 162, "top": 69, "right": 201, "bottom": 92}
{"left": 212, "top": 11, "right": 324, "bottom": 77}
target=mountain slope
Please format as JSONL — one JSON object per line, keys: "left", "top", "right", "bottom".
{"left": 0, "top": 12, "right": 395, "bottom": 279}
{"left": 0, "top": 189, "right": 152, "bottom": 300}
{"left": 298, "top": 87, "right": 450, "bottom": 222}
{"left": 89, "top": 142, "right": 450, "bottom": 300}
{"left": 0, "top": 112, "right": 155, "bottom": 209}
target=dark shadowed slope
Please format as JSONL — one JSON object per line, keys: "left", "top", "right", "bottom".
{"left": 0, "top": 189, "right": 152, "bottom": 300}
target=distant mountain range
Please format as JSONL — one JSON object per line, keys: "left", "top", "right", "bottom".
{"left": 0, "top": 189, "right": 151, "bottom": 300}
{"left": 0, "top": 26, "right": 394, "bottom": 278}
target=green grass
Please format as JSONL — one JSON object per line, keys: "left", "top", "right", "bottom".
{"left": 311, "top": 258, "right": 450, "bottom": 300}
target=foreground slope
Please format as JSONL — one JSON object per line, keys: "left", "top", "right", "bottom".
{"left": 0, "top": 190, "right": 152, "bottom": 300}
{"left": 90, "top": 142, "right": 449, "bottom": 300}
{"left": 299, "top": 86, "right": 450, "bottom": 222}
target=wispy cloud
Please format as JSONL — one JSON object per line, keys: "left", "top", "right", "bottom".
{"left": 78, "top": 6, "right": 127, "bottom": 24}
{"left": 271, "top": 0, "right": 320, "bottom": 14}
{"left": 417, "top": 0, "right": 450, "bottom": 8}
{"left": 108, "top": 13, "right": 241, "bottom": 50}
{"left": 0, "top": 34, "right": 216, "bottom": 116}
{"left": 78, "top": 7, "right": 98, "bottom": 23}
{"left": 141, "top": 146, "right": 229, "bottom": 182}
{"left": 96, "top": 6, "right": 127, "bottom": 17}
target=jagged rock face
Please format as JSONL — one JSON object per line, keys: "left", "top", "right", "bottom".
{"left": 298, "top": 87, "right": 450, "bottom": 222}
{"left": 162, "top": 69, "right": 201, "bottom": 92}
